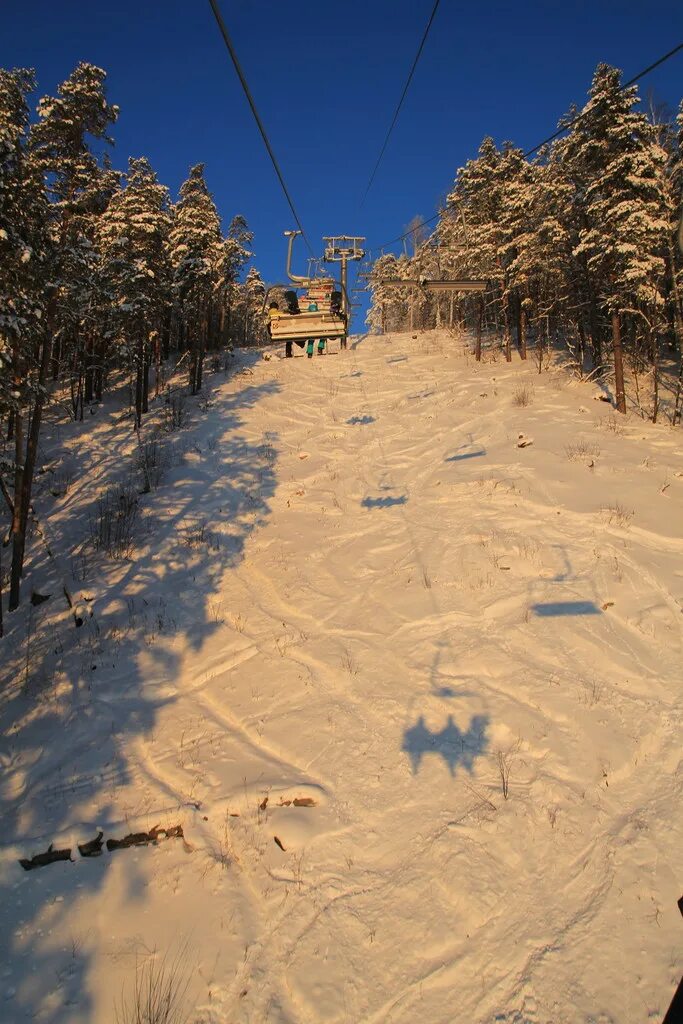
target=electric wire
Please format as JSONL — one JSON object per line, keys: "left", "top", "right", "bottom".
{"left": 207, "top": 0, "right": 313, "bottom": 255}
{"left": 359, "top": 0, "right": 442, "bottom": 207}
{"left": 370, "top": 40, "right": 683, "bottom": 254}
{"left": 522, "top": 40, "right": 683, "bottom": 158}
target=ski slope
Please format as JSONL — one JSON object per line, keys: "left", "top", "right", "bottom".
{"left": 1, "top": 330, "right": 682, "bottom": 1023}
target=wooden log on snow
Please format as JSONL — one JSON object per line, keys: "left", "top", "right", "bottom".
{"left": 19, "top": 843, "right": 73, "bottom": 871}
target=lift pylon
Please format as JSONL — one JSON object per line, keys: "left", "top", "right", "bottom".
{"left": 322, "top": 235, "right": 366, "bottom": 345}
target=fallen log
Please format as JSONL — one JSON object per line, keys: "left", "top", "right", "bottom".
{"left": 106, "top": 825, "right": 183, "bottom": 851}
{"left": 78, "top": 831, "right": 104, "bottom": 857}
{"left": 19, "top": 843, "right": 72, "bottom": 871}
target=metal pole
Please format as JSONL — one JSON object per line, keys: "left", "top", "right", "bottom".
{"left": 341, "top": 254, "right": 348, "bottom": 317}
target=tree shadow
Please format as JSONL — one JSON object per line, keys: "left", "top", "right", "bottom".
{"left": 0, "top": 370, "right": 280, "bottom": 1022}
{"left": 402, "top": 714, "right": 490, "bottom": 776}
{"left": 361, "top": 495, "right": 407, "bottom": 509}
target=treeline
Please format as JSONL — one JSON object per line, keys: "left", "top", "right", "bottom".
{"left": 368, "top": 64, "right": 683, "bottom": 420}
{"left": 0, "top": 62, "right": 267, "bottom": 615}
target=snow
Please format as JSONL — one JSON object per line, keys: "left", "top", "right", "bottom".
{"left": 1, "top": 330, "right": 682, "bottom": 1023}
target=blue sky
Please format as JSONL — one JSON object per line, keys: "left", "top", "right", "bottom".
{"left": 3, "top": 0, "right": 683, "bottom": 325}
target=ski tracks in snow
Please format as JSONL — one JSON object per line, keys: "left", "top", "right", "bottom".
{"left": 5, "top": 333, "right": 683, "bottom": 1023}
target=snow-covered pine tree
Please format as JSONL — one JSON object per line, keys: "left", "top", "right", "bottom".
{"left": 168, "top": 164, "right": 222, "bottom": 394}
{"left": 0, "top": 67, "right": 50, "bottom": 613}
{"left": 559, "top": 65, "right": 670, "bottom": 412}
{"left": 495, "top": 146, "right": 537, "bottom": 360}
{"left": 506, "top": 149, "right": 576, "bottom": 371}
{"left": 242, "top": 266, "right": 266, "bottom": 345}
{"left": 31, "top": 62, "right": 119, "bottom": 385}
{"left": 446, "top": 138, "right": 515, "bottom": 357}
{"left": 663, "top": 101, "right": 683, "bottom": 422}
{"left": 367, "top": 253, "right": 401, "bottom": 333}
{"left": 214, "top": 214, "right": 252, "bottom": 348}
{"left": 3, "top": 63, "right": 120, "bottom": 608}
{"left": 97, "top": 157, "right": 171, "bottom": 427}
{"left": 0, "top": 68, "right": 48, "bottom": 432}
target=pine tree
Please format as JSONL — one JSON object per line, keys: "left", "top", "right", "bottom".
{"left": 242, "top": 266, "right": 266, "bottom": 344}
{"left": 367, "top": 253, "right": 407, "bottom": 333}
{"left": 168, "top": 164, "right": 222, "bottom": 394}
{"left": 559, "top": 65, "right": 670, "bottom": 411}
{"left": 1, "top": 63, "right": 270, "bottom": 613}
{"left": 97, "top": 157, "right": 171, "bottom": 427}
{"left": 215, "top": 214, "right": 252, "bottom": 348}
{"left": 0, "top": 68, "right": 49, "bottom": 613}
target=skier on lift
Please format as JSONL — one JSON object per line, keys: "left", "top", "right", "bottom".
{"left": 305, "top": 300, "right": 325, "bottom": 358}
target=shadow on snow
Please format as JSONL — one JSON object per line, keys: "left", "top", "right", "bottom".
{"left": 402, "top": 714, "right": 489, "bottom": 776}
{"left": 361, "top": 495, "right": 407, "bottom": 509}
{"left": 0, "top": 364, "right": 280, "bottom": 1023}
{"left": 531, "top": 601, "right": 602, "bottom": 616}
{"left": 445, "top": 449, "right": 487, "bottom": 463}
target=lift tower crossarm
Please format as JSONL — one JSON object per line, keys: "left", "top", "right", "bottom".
{"left": 322, "top": 236, "right": 366, "bottom": 328}
{"left": 379, "top": 278, "right": 487, "bottom": 292}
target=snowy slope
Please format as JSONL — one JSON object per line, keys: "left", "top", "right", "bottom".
{"left": 1, "top": 331, "right": 682, "bottom": 1024}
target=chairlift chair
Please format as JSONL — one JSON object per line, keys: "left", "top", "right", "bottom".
{"left": 262, "top": 231, "right": 348, "bottom": 356}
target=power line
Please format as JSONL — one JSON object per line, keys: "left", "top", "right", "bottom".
{"left": 359, "top": 0, "right": 441, "bottom": 207}
{"left": 371, "top": 40, "right": 683, "bottom": 254}
{"left": 207, "top": 0, "right": 313, "bottom": 255}
{"left": 522, "top": 40, "right": 683, "bottom": 158}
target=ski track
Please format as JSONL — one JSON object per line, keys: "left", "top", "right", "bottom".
{"left": 2, "top": 332, "right": 682, "bottom": 1023}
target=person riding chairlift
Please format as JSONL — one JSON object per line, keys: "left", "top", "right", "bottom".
{"left": 267, "top": 301, "right": 280, "bottom": 338}
{"left": 305, "top": 300, "right": 325, "bottom": 358}
{"left": 270, "top": 301, "right": 306, "bottom": 359}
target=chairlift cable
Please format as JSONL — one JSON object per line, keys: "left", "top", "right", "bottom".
{"left": 207, "top": 0, "right": 314, "bottom": 256}
{"left": 521, "top": 40, "right": 683, "bottom": 158}
{"left": 370, "top": 40, "right": 683, "bottom": 254}
{"left": 359, "top": 0, "right": 442, "bottom": 208}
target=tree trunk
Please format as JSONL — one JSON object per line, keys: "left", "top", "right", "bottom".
{"left": 9, "top": 302, "right": 54, "bottom": 611}
{"left": 51, "top": 334, "right": 61, "bottom": 381}
{"left": 611, "top": 309, "right": 626, "bottom": 414}
{"left": 475, "top": 296, "right": 483, "bottom": 362}
{"left": 84, "top": 332, "right": 93, "bottom": 404}
{"left": 503, "top": 298, "right": 512, "bottom": 363}
{"left": 95, "top": 360, "right": 103, "bottom": 402}
{"left": 162, "top": 313, "right": 171, "bottom": 360}
{"left": 587, "top": 297, "right": 602, "bottom": 372}
{"left": 11, "top": 410, "right": 23, "bottom": 540}
{"left": 135, "top": 334, "right": 144, "bottom": 429}
{"left": 196, "top": 314, "right": 206, "bottom": 392}
{"left": 651, "top": 342, "right": 659, "bottom": 424}
{"left": 576, "top": 320, "right": 587, "bottom": 376}
{"left": 517, "top": 296, "right": 527, "bottom": 360}
{"left": 142, "top": 337, "right": 149, "bottom": 414}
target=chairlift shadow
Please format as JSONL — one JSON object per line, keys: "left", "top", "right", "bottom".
{"left": 402, "top": 714, "right": 489, "bottom": 776}
{"left": 531, "top": 601, "right": 601, "bottom": 617}
{"left": 361, "top": 495, "right": 407, "bottom": 509}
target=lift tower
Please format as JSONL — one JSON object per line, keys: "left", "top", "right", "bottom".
{"left": 323, "top": 236, "right": 366, "bottom": 347}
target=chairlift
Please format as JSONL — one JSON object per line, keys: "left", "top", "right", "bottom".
{"left": 262, "top": 231, "right": 349, "bottom": 357}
